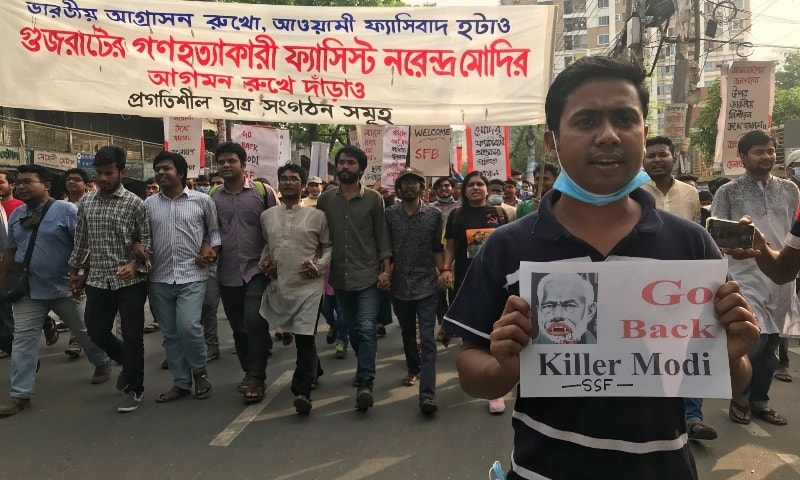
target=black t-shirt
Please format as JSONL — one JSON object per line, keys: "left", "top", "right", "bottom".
{"left": 444, "top": 205, "right": 506, "bottom": 289}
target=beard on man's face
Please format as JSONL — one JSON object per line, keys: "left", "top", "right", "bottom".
{"left": 337, "top": 169, "right": 360, "bottom": 184}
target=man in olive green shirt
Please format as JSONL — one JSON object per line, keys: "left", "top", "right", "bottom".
{"left": 316, "top": 146, "right": 392, "bottom": 412}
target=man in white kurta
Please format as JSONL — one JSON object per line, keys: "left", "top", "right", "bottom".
{"left": 259, "top": 164, "right": 331, "bottom": 414}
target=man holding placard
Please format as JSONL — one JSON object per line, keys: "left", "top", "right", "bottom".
{"left": 444, "top": 56, "right": 758, "bottom": 479}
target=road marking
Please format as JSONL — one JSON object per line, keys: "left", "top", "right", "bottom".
{"left": 777, "top": 454, "right": 800, "bottom": 475}
{"left": 210, "top": 370, "right": 292, "bottom": 447}
{"left": 331, "top": 455, "right": 413, "bottom": 480}
{"left": 719, "top": 409, "right": 771, "bottom": 437}
{"left": 272, "top": 460, "right": 346, "bottom": 480}
{"left": 255, "top": 395, "right": 350, "bottom": 422}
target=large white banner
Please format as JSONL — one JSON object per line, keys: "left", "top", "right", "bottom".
{"left": 231, "top": 124, "right": 280, "bottom": 187}
{"left": 519, "top": 260, "right": 731, "bottom": 398}
{"left": 714, "top": 61, "right": 776, "bottom": 176}
{"left": 0, "top": 1, "right": 556, "bottom": 125}
{"left": 163, "top": 116, "right": 203, "bottom": 178}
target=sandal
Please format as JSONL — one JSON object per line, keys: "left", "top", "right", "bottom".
{"left": 402, "top": 374, "right": 419, "bottom": 387}
{"left": 752, "top": 408, "right": 788, "bottom": 426}
{"left": 237, "top": 376, "right": 250, "bottom": 393}
{"left": 774, "top": 371, "right": 792, "bottom": 383}
{"left": 243, "top": 381, "right": 265, "bottom": 404}
{"left": 728, "top": 400, "right": 751, "bottom": 425}
{"left": 155, "top": 385, "right": 191, "bottom": 403}
{"left": 282, "top": 332, "right": 294, "bottom": 346}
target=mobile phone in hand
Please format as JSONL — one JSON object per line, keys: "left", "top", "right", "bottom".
{"left": 706, "top": 217, "right": 755, "bottom": 250}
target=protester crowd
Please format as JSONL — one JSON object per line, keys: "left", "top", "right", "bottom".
{"left": 0, "top": 55, "right": 796, "bottom": 479}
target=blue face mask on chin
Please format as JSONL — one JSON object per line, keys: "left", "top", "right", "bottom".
{"left": 792, "top": 166, "right": 800, "bottom": 181}
{"left": 550, "top": 136, "right": 650, "bottom": 206}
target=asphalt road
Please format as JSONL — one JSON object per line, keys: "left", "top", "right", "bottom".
{"left": 0, "top": 311, "right": 799, "bottom": 480}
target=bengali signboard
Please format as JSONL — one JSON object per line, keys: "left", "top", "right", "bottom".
{"left": 0, "top": 146, "right": 24, "bottom": 167}
{"left": 356, "top": 125, "right": 384, "bottom": 186}
{"left": 519, "top": 260, "right": 731, "bottom": 398}
{"left": 163, "top": 116, "right": 203, "bottom": 178}
{"left": 382, "top": 125, "right": 408, "bottom": 187}
{"left": 0, "top": 1, "right": 556, "bottom": 125}
{"left": 663, "top": 103, "right": 687, "bottom": 147}
{"left": 714, "top": 61, "right": 776, "bottom": 176}
{"left": 76, "top": 152, "right": 95, "bottom": 178}
{"left": 466, "top": 125, "right": 510, "bottom": 181}
{"left": 33, "top": 150, "right": 76, "bottom": 171}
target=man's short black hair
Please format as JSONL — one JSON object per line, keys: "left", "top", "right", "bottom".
{"left": 699, "top": 190, "right": 713, "bottom": 202}
{"left": 546, "top": 56, "right": 649, "bottom": 134}
{"left": 0, "top": 170, "right": 18, "bottom": 184}
{"left": 709, "top": 177, "right": 731, "bottom": 195}
{"left": 675, "top": 173, "right": 698, "bottom": 183}
{"left": 334, "top": 145, "right": 368, "bottom": 173}
{"left": 215, "top": 142, "right": 247, "bottom": 165}
{"left": 433, "top": 176, "right": 456, "bottom": 189}
{"left": 93, "top": 145, "right": 126, "bottom": 171}
{"left": 277, "top": 163, "right": 308, "bottom": 185}
{"left": 535, "top": 163, "right": 560, "bottom": 177}
{"left": 64, "top": 168, "right": 90, "bottom": 183}
{"left": 646, "top": 136, "right": 675, "bottom": 156}
{"left": 737, "top": 129, "right": 776, "bottom": 156}
{"left": 488, "top": 179, "right": 506, "bottom": 188}
{"left": 153, "top": 151, "right": 189, "bottom": 187}
{"left": 145, "top": 177, "right": 157, "bottom": 185}
{"left": 17, "top": 164, "right": 50, "bottom": 183}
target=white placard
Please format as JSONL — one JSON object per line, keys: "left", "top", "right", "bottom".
{"left": 0, "top": 2, "right": 556, "bottom": 125}
{"left": 519, "top": 260, "right": 731, "bottom": 398}
{"left": 33, "top": 150, "right": 75, "bottom": 171}
{"left": 467, "top": 125, "right": 510, "bottom": 181}
{"left": 279, "top": 129, "right": 291, "bottom": 165}
{"left": 309, "top": 141, "right": 330, "bottom": 180}
{"left": 231, "top": 124, "right": 280, "bottom": 187}
{"left": 356, "top": 125, "right": 384, "bottom": 187}
{"left": 409, "top": 125, "right": 451, "bottom": 178}
{"left": 163, "top": 116, "right": 203, "bottom": 178}
{"left": 381, "top": 125, "right": 408, "bottom": 187}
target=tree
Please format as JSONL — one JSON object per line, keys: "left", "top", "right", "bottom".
{"left": 773, "top": 87, "right": 800, "bottom": 127}
{"left": 776, "top": 51, "right": 800, "bottom": 90}
{"left": 691, "top": 78, "right": 721, "bottom": 160}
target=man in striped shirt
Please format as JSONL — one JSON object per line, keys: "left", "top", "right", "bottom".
{"left": 444, "top": 56, "right": 759, "bottom": 479}
{"left": 146, "top": 152, "right": 220, "bottom": 403}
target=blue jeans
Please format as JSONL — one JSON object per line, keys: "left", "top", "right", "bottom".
{"left": 684, "top": 398, "right": 704, "bottom": 424}
{"left": 149, "top": 282, "right": 207, "bottom": 390}
{"left": 738, "top": 333, "right": 781, "bottom": 411}
{"left": 11, "top": 296, "right": 110, "bottom": 399}
{"left": 321, "top": 294, "right": 348, "bottom": 343}
{"left": 335, "top": 285, "right": 380, "bottom": 385}
{"left": 392, "top": 293, "right": 438, "bottom": 400}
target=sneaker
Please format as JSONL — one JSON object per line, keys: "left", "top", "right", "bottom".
{"left": 0, "top": 396, "right": 30, "bottom": 417}
{"left": 356, "top": 382, "right": 374, "bottom": 411}
{"left": 377, "top": 326, "right": 387, "bottom": 338}
{"left": 335, "top": 341, "right": 347, "bottom": 359}
{"left": 488, "top": 398, "right": 506, "bottom": 414}
{"left": 326, "top": 326, "right": 337, "bottom": 345}
{"left": 65, "top": 336, "right": 81, "bottom": 359}
{"left": 687, "top": 421, "right": 718, "bottom": 441}
{"left": 43, "top": 317, "right": 59, "bottom": 346}
{"left": 91, "top": 362, "right": 112, "bottom": 384}
{"left": 117, "top": 392, "right": 143, "bottom": 413}
{"left": 420, "top": 398, "right": 438, "bottom": 415}
{"left": 206, "top": 346, "right": 220, "bottom": 362}
{"left": 294, "top": 394, "right": 312, "bottom": 414}
{"left": 193, "top": 369, "right": 212, "bottom": 400}
{"left": 55, "top": 320, "right": 69, "bottom": 332}
{"left": 116, "top": 370, "right": 128, "bottom": 392}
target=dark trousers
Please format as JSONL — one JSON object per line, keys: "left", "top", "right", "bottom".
{"left": 85, "top": 282, "right": 148, "bottom": 394}
{"left": 219, "top": 274, "right": 271, "bottom": 382}
{"left": 291, "top": 334, "right": 321, "bottom": 398}
{"left": 436, "top": 287, "right": 454, "bottom": 325}
{"left": 377, "top": 289, "right": 393, "bottom": 326}
{"left": 201, "top": 276, "right": 220, "bottom": 349}
{"left": 392, "top": 293, "right": 438, "bottom": 400}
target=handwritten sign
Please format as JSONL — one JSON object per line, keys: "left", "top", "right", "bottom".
{"left": 714, "top": 61, "right": 775, "bottom": 177}
{"left": 163, "top": 116, "right": 203, "bottom": 178}
{"left": 231, "top": 124, "right": 280, "bottom": 187}
{"left": 663, "top": 103, "right": 687, "bottom": 147}
{"left": 0, "top": 1, "right": 556, "bottom": 125}
{"left": 409, "top": 125, "right": 451, "bottom": 178}
{"left": 33, "top": 150, "right": 75, "bottom": 171}
{"left": 381, "top": 125, "right": 408, "bottom": 187}
{"left": 356, "top": 125, "right": 384, "bottom": 186}
{"left": 519, "top": 260, "right": 731, "bottom": 398}
{"left": 466, "top": 125, "right": 510, "bottom": 181}
{"left": 0, "top": 147, "right": 24, "bottom": 167}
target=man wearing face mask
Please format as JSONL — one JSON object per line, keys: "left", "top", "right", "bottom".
{"left": 443, "top": 56, "right": 758, "bottom": 479}
{"left": 487, "top": 179, "right": 517, "bottom": 222}
{"left": 300, "top": 176, "right": 323, "bottom": 207}
{"left": 430, "top": 177, "right": 460, "bottom": 343}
